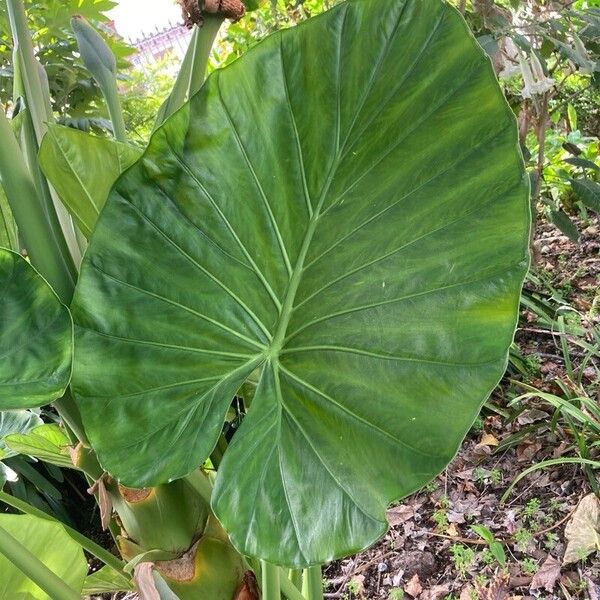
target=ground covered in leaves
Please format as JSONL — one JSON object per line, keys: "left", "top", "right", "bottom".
{"left": 323, "top": 216, "right": 600, "bottom": 600}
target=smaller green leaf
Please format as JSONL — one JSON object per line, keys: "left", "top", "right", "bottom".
{"left": 4, "top": 424, "right": 73, "bottom": 469}
{"left": 549, "top": 209, "right": 580, "bottom": 242}
{"left": 564, "top": 157, "right": 600, "bottom": 172}
{"left": 489, "top": 541, "right": 506, "bottom": 567}
{"left": 0, "top": 250, "right": 73, "bottom": 410}
{"left": 470, "top": 524, "right": 494, "bottom": 544}
{"left": 571, "top": 178, "right": 600, "bottom": 213}
{"left": 39, "top": 125, "right": 142, "bottom": 238}
{"left": 7, "top": 457, "right": 63, "bottom": 500}
{"left": 0, "top": 411, "right": 43, "bottom": 459}
{"left": 82, "top": 565, "right": 134, "bottom": 595}
{"left": 477, "top": 35, "right": 499, "bottom": 58}
{"left": 0, "top": 514, "right": 87, "bottom": 600}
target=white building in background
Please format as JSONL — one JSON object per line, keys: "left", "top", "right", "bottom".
{"left": 128, "top": 21, "right": 193, "bottom": 68}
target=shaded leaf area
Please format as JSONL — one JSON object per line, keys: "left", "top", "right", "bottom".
{"left": 0, "top": 249, "right": 72, "bottom": 410}
{"left": 39, "top": 125, "right": 142, "bottom": 238}
{"left": 71, "top": 0, "right": 529, "bottom": 566}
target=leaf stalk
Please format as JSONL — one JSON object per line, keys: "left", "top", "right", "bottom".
{"left": 0, "top": 524, "right": 81, "bottom": 600}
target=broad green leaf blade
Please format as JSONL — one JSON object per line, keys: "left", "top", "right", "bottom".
{"left": 0, "top": 514, "right": 87, "bottom": 600}
{"left": 0, "top": 250, "right": 73, "bottom": 409}
{"left": 38, "top": 125, "right": 142, "bottom": 238}
{"left": 0, "top": 411, "right": 43, "bottom": 459}
{"left": 4, "top": 424, "right": 73, "bottom": 468}
{"left": 72, "top": 0, "right": 529, "bottom": 567}
{"left": 571, "top": 178, "right": 600, "bottom": 212}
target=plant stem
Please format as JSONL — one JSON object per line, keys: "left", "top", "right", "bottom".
{"left": 106, "top": 88, "right": 127, "bottom": 142}
{"left": 0, "top": 109, "right": 76, "bottom": 303}
{"left": 303, "top": 566, "right": 323, "bottom": 600}
{"left": 0, "top": 490, "right": 128, "bottom": 576}
{"left": 5, "top": 0, "right": 51, "bottom": 141}
{"left": 184, "top": 468, "right": 213, "bottom": 505}
{"left": 54, "top": 390, "right": 89, "bottom": 445}
{"left": 0, "top": 524, "right": 81, "bottom": 600}
{"left": 280, "top": 570, "right": 306, "bottom": 600}
{"left": 7, "top": 0, "right": 81, "bottom": 273}
{"left": 154, "top": 27, "right": 198, "bottom": 129}
{"left": 261, "top": 560, "right": 281, "bottom": 600}
{"left": 289, "top": 568, "right": 303, "bottom": 590}
{"left": 187, "top": 16, "right": 224, "bottom": 98}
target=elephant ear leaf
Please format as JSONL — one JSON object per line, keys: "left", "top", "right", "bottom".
{"left": 39, "top": 125, "right": 142, "bottom": 238}
{"left": 71, "top": 0, "right": 530, "bottom": 567}
{"left": 0, "top": 249, "right": 72, "bottom": 409}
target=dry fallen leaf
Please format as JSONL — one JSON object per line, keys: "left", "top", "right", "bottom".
{"left": 530, "top": 554, "right": 561, "bottom": 592}
{"left": 475, "top": 572, "right": 509, "bottom": 600}
{"left": 563, "top": 493, "right": 600, "bottom": 565}
{"left": 516, "top": 441, "right": 541, "bottom": 462}
{"left": 447, "top": 523, "right": 460, "bottom": 537}
{"left": 479, "top": 433, "right": 499, "bottom": 447}
{"left": 517, "top": 409, "right": 550, "bottom": 425}
{"left": 405, "top": 574, "right": 423, "bottom": 598}
{"left": 387, "top": 503, "right": 419, "bottom": 527}
{"left": 420, "top": 583, "right": 451, "bottom": 600}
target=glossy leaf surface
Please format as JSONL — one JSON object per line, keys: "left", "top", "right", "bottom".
{"left": 0, "top": 250, "right": 72, "bottom": 409}
{"left": 39, "top": 125, "right": 142, "bottom": 238}
{"left": 72, "top": 0, "right": 529, "bottom": 566}
{"left": 0, "top": 514, "right": 87, "bottom": 599}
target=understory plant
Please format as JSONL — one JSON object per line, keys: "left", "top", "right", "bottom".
{"left": 0, "top": 0, "right": 531, "bottom": 598}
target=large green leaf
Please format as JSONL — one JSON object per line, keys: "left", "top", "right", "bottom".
{"left": 71, "top": 0, "right": 530, "bottom": 566}
{"left": 0, "top": 514, "right": 87, "bottom": 599}
{"left": 0, "top": 249, "right": 72, "bottom": 409}
{"left": 38, "top": 125, "right": 143, "bottom": 238}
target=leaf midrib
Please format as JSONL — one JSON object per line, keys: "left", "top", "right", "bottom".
{"left": 268, "top": 3, "right": 351, "bottom": 359}
{"left": 266, "top": 0, "right": 446, "bottom": 361}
